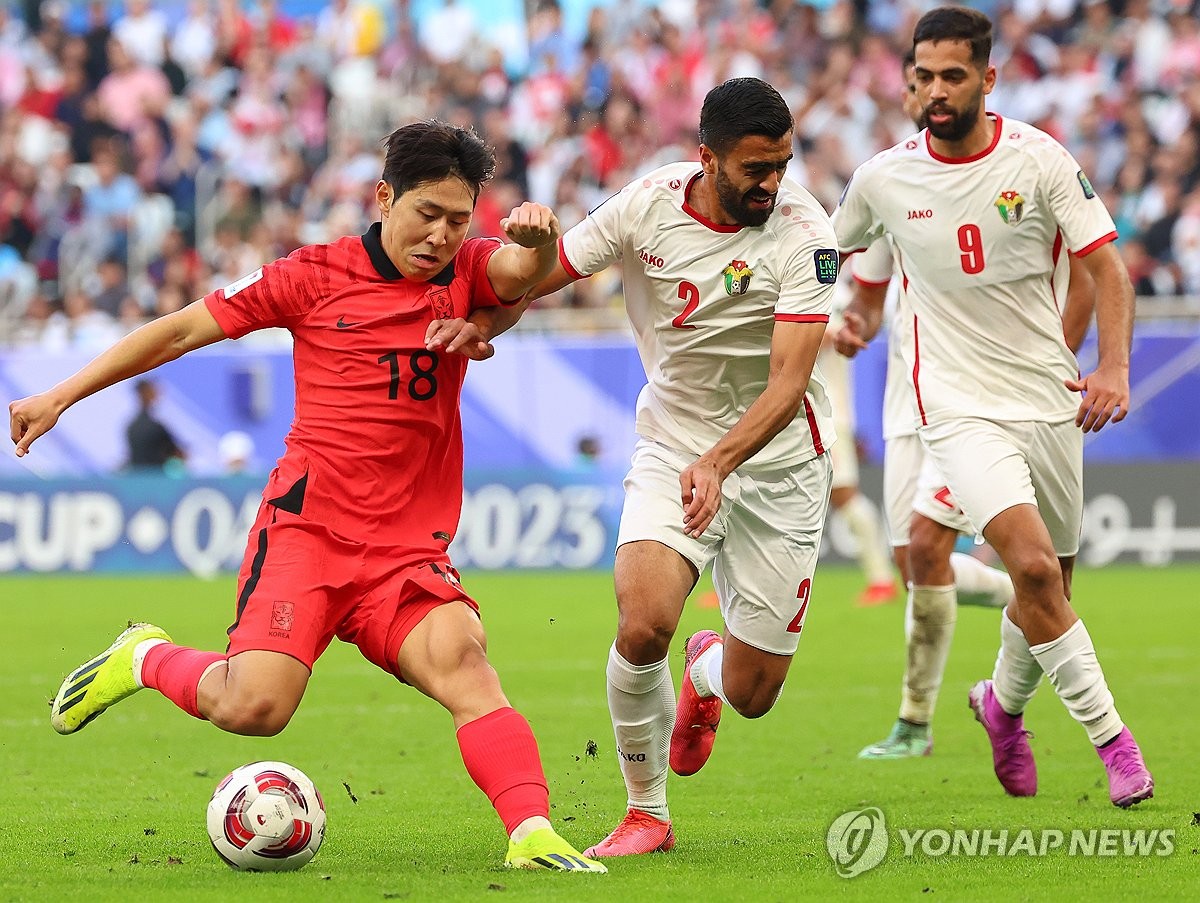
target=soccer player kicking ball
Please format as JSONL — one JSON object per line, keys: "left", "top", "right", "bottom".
{"left": 9, "top": 121, "right": 605, "bottom": 873}
{"left": 834, "top": 52, "right": 1093, "bottom": 761}
{"left": 431, "top": 78, "right": 838, "bottom": 856}
{"left": 833, "top": 7, "right": 1152, "bottom": 806}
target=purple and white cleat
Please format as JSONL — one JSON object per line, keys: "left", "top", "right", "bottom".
{"left": 968, "top": 679, "right": 1037, "bottom": 797}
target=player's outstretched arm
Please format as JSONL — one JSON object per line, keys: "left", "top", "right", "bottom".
{"left": 486, "top": 202, "right": 562, "bottom": 301}
{"left": 835, "top": 279, "right": 888, "bottom": 358}
{"left": 430, "top": 238, "right": 582, "bottom": 359}
{"left": 1065, "top": 242, "right": 1133, "bottom": 433}
{"left": 1061, "top": 252, "right": 1096, "bottom": 354}
{"left": 680, "top": 320, "right": 827, "bottom": 538}
{"left": 9, "top": 300, "right": 226, "bottom": 457}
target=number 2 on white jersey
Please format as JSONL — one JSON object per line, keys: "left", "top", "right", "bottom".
{"left": 672, "top": 281, "right": 700, "bottom": 329}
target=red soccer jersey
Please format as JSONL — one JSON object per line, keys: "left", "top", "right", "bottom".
{"left": 204, "top": 223, "right": 504, "bottom": 556}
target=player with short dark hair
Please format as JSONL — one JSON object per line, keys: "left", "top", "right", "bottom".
{"left": 430, "top": 77, "right": 839, "bottom": 856}
{"left": 10, "top": 120, "right": 606, "bottom": 873}
{"left": 837, "top": 51, "right": 1097, "bottom": 760}
{"left": 833, "top": 7, "right": 1152, "bottom": 806}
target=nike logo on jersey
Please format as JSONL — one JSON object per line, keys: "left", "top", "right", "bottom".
{"left": 907, "top": 209, "right": 933, "bottom": 220}
{"left": 336, "top": 316, "right": 358, "bottom": 328}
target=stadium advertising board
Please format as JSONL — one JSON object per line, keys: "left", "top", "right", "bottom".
{"left": 0, "top": 464, "right": 1196, "bottom": 574}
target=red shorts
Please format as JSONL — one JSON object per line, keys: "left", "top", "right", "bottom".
{"left": 226, "top": 502, "right": 479, "bottom": 680}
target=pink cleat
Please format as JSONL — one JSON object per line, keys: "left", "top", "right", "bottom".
{"left": 857, "top": 580, "right": 898, "bottom": 607}
{"left": 968, "top": 679, "right": 1037, "bottom": 797}
{"left": 583, "top": 809, "right": 676, "bottom": 858}
{"left": 670, "top": 630, "right": 723, "bottom": 777}
{"left": 1097, "top": 727, "right": 1154, "bottom": 808}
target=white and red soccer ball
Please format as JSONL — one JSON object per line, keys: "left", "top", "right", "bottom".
{"left": 206, "top": 761, "right": 325, "bottom": 871}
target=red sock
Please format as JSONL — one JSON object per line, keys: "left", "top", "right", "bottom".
{"left": 457, "top": 707, "right": 550, "bottom": 835}
{"left": 140, "top": 643, "right": 226, "bottom": 720}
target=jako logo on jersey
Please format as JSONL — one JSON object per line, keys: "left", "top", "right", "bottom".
{"left": 639, "top": 249, "right": 664, "bottom": 268}
{"left": 995, "top": 190, "right": 1025, "bottom": 225}
{"left": 723, "top": 259, "right": 753, "bottom": 295}
{"left": 907, "top": 209, "right": 933, "bottom": 220}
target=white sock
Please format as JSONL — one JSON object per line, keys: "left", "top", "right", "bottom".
{"left": 689, "top": 642, "right": 730, "bottom": 705}
{"left": 840, "top": 494, "right": 893, "bottom": 585}
{"left": 951, "top": 552, "right": 1013, "bottom": 608}
{"left": 131, "top": 638, "right": 169, "bottom": 689}
{"left": 899, "top": 585, "right": 957, "bottom": 724}
{"left": 991, "top": 608, "right": 1043, "bottom": 715}
{"left": 509, "top": 816, "right": 552, "bottom": 843}
{"left": 606, "top": 644, "right": 673, "bottom": 821}
{"left": 1029, "top": 619, "right": 1124, "bottom": 746}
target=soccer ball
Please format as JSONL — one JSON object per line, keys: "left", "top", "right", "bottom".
{"left": 206, "top": 761, "right": 326, "bottom": 871}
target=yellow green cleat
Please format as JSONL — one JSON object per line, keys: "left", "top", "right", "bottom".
{"left": 504, "top": 828, "right": 608, "bottom": 873}
{"left": 50, "top": 622, "right": 171, "bottom": 735}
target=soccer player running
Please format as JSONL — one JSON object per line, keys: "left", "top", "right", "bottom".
{"left": 833, "top": 7, "right": 1152, "bottom": 807}
{"left": 432, "top": 78, "right": 839, "bottom": 856}
{"left": 9, "top": 121, "right": 606, "bottom": 872}
{"left": 836, "top": 52, "right": 1093, "bottom": 761}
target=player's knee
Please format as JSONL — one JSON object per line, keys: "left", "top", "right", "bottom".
{"left": 725, "top": 681, "right": 782, "bottom": 720}
{"left": 1010, "top": 549, "right": 1062, "bottom": 602}
{"left": 209, "top": 694, "right": 294, "bottom": 737}
{"left": 616, "top": 617, "right": 675, "bottom": 663}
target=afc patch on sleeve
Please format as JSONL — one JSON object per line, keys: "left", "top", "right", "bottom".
{"left": 222, "top": 268, "right": 264, "bottom": 298}
{"left": 814, "top": 249, "right": 839, "bottom": 285}
{"left": 1077, "top": 170, "right": 1096, "bottom": 199}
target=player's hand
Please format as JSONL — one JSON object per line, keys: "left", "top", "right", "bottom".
{"left": 9, "top": 393, "right": 63, "bottom": 457}
{"left": 833, "top": 311, "right": 869, "bottom": 358}
{"left": 501, "top": 202, "right": 561, "bottom": 249}
{"left": 1065, "top": 364, "right": 1130, "bottom": 433}
{"left": 680, "top": 457, "right": 725, "bottom": 538}
{"left": 425, "top": 318, "right": 495, "bottom": 360}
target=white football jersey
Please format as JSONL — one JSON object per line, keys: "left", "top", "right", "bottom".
{"left": 849, "top": 238, "right": 916, "bottom": 440}
{"left": 561, "top": 161, "right": 838, "bottom": 469}
{"left": 833, "top": 115, "right": 1115, "bottom": 425}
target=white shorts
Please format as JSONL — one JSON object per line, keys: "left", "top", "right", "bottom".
{"left": 618, "top": 438, "right": 832, "bottom": 656}
{"left": 820, "top": 348, "right": 858, "bottom": 490}
{"left": 918, "top": 417, "right": 1083, "bottom": 557}
{"left": 884, "top": 434, "right": 973, "bottom": 546}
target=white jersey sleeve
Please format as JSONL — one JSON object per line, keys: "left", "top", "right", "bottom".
{"left": 831, "top": 163, "right": 887, "bottom": 254}
{"left": 559, "top": 187, "right": 633, "bottom": 278}
{"left": 1039, "top": 144, "right": 1118, "bottom": 255}
{"left": 849, "top": 237, "right": 893, "bottom": 284}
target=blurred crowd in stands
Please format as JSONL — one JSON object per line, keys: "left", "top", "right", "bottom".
{"left": 0, "top": 0, "right": 1198, "bottom": 349}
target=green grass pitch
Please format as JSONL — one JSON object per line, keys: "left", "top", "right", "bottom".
{"left": 1, "top": 565, "right": 1197, "bottom": 901}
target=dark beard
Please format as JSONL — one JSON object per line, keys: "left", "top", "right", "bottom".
{"left": 925, "top": 95, "right": 981, "bottom": 142}
{"left": 715, "top": 168, "right": 774, "bottom": 227}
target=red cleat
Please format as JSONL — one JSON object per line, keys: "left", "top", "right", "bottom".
{"left": 670, "top": 630, "right": 723, "bottom": 777}
{"left": 857, "top": 580, "right": 898, "bottom": 607}
{"left": 583, "top": 809, "right": 675, "bottom": 858}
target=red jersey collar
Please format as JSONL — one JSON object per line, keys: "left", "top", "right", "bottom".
{"left": 924, "top": 113, "right": 1004, "bottom": 164}
{"left": 361, "top": 222, "right": 456, "bottom": 285}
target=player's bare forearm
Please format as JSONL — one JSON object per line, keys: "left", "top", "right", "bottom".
{"left": 835, "top": 280, "right": 887, "bottom": 357}
{"left": 1061, "top": 252, "right": 1096, "bottom": 354}
{"left": 9, "top": 300, "right": 224, "bottom": 455}
{"left": 486, "top": 202, "right": 562, "bottom": 300}
{"left": 680, "top": 320, "right": 825, "bottom": 537}
{"left": 1066, "top": 242, "right": 1133, "bottom": 431}
{"left": 1079, "top": 242, "right": 1133, "bottom": 368}
{"left": 700, "top": 320, "right": 826, "bottom": 477}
